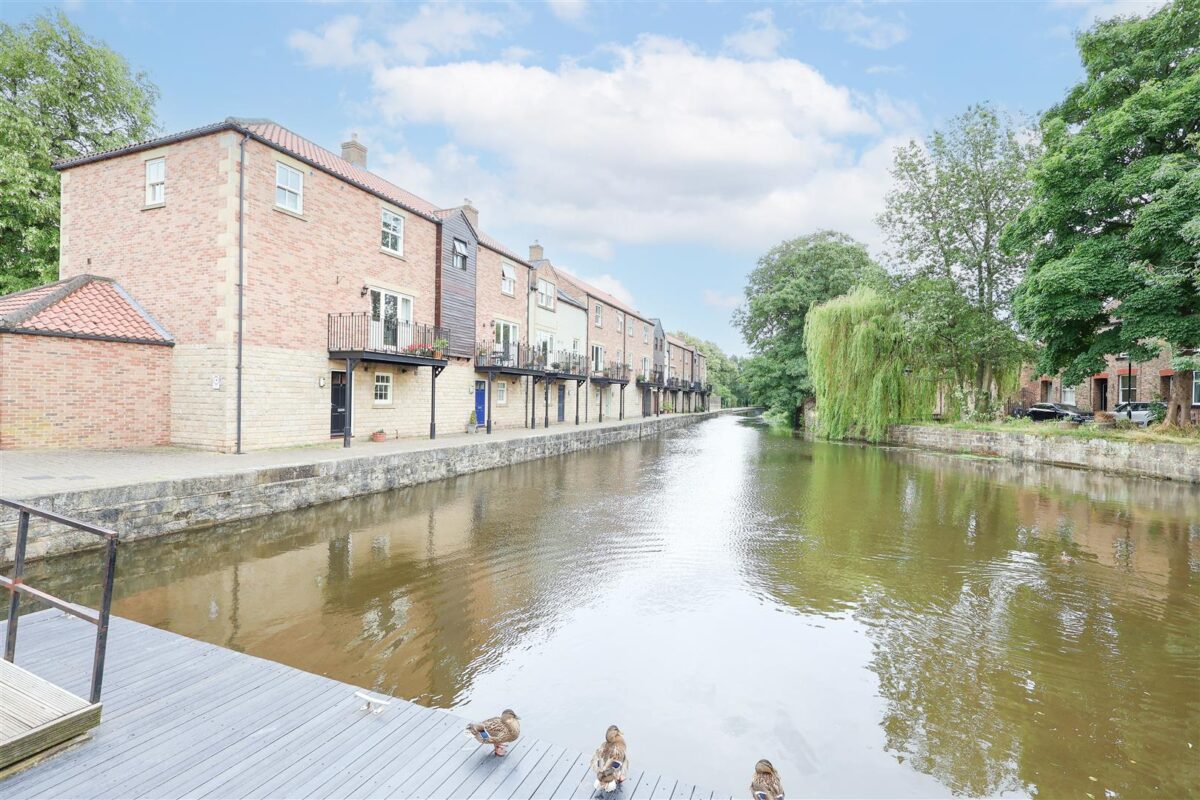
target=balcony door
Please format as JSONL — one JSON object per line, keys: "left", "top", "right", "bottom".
{"left": 494, "top": 320, "right": 519, "bottom": 365}
{"left": 369, "top": 288, "right": 413, "bottom": 351}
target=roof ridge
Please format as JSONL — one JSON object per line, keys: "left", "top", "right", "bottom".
{"left": 0, "top": 274, "right": 96, "bottom": 328}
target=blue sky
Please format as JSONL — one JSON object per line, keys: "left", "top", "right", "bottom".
{"left": 2, "top": 0, "right": 1165, "bottom": 353}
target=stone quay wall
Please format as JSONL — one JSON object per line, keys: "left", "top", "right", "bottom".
{"left": 887, "top": 424, "right": 1200, "bottom": 484}
{"left": 1, "top": 409, "right": 748, "bottom": 564}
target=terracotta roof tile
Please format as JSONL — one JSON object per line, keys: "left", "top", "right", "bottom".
{"left": 0, "top": 275, "right": 172, "bottom": 345}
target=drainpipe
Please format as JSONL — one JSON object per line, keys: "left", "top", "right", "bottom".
{"left": 236, "top": 132, "right": 249, "bottom": 454}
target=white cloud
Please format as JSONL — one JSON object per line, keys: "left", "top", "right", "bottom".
{"left": 722, "top": 9, "right": 786, "bottom": 60}
{"left": 866, "top": 64, "right": 905, "bottom": 76}
{"left": 363, "top": 34, "right": 911, "bottom": 252}
{"left": 822, "top": 5, "right": 908, "bottom": 50}
{"left": 289, "top": 4, "right": 507, "bottom": 68}
{"left": 501, "top": 46, "right": 535, "bottom": 63}
{"left": 582, "top": 273, "right": 636, "bottom": 307}
{"left": 547, "top": 0, "right": 588, "bottom": 23}
{"left": 703, "top": 290, "right": 742, "bottom": 310}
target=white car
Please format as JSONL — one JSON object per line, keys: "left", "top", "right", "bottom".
{"left": 1113, "top": 401, "right": 1165, "bottom": 425}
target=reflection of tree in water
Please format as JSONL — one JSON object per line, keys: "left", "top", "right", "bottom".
{"left": 741, "top": 438, "right": 1200, "bottom": 798}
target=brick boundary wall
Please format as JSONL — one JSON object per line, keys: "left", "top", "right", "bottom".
{"left": 1, "top": 409, "right": 752, "bottom": 564}
{"left": 887, "top": 424, "right": 1200, "bottom": 484}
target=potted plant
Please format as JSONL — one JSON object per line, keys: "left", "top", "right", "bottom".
{"left": 432, "top": 337, "right": 449, "bottom": 359}
{"left": 467, "top": 409, "right": 478, "bottom": 433}
{"left": 370, "top": 429, "right": 387, "bottom": 443}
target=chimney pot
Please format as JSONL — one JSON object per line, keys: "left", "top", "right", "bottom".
{"left": 529, "top": 240, "right": 544, "bottom": 261}
{"left": 341, "top": 134, "right": 367, "bottom": 168}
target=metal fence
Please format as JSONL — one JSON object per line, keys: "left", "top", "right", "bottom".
{"left": 328, "top": 312, "right": 449, "bottom": 359}
{"left": 1, "top": 498, "right": 118, "bottom": 704}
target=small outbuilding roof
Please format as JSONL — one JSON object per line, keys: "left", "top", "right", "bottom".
{"left": 0, "top": 275, "right": 174, "bottom": 346}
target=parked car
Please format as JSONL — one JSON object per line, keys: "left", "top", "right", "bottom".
{"left": 1113, "top": 401, "right": 1165, "bottom": 426}
{"left": 1026, "top": 403, "right": 1093, "bottom": 423}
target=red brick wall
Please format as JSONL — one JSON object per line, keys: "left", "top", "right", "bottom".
{"left": 0, "top": 334, "right": 172, "bottom": 449}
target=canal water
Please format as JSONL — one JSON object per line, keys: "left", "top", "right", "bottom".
{"left": 18, "top": 415, "right": 1200, "bottom": 797}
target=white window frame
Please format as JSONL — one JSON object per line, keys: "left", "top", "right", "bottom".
{"left": 381, "top": 209, "right": 404, "bottom": 254}
{"left": 501, "top": 263, "right": 516, "bottom": 296}
{"left": 537, "top": 279, "right": 556, "bottom": 310}
{"left": 145, "top": 157, "right": 165, "bottom": 205}
{"left": 535, "top": 330, "right": 554, "bottom": 361}
{"left": 493, "top": 320, "right": 519, "bottom": 355}
{"left": 374, "top": 372, "right": 392, "bottom": 405}
{"left": 1193, "top": 373, "right": 1199, "bottom": 406}
{"left": 641, "top": 356, "right": 649, "bottom": 378}
{"left": 591, "top": 344, "right": 604, "bottom": 372}
{"left": 497, "top": 381, "right": 508, "bottom": 406}
{"left": 642, "top": 323, "right": 648, "bottom": 343}
{"left": 1061, "top": 385, "right": 1076, "bottom": 405}
{"left": 453, "top": 239, "right": 468, "bottom": 270}
{"left": 594, "top": 303, "right": 603, "bottom": 328}
{"left": 1119, "top": 374, "right": 1137, "bottom": 404}
{"left": 616, "top": 311, "right": 624, "bottom": 334}
{"left": 275, "top": 163, "right": 303, "bottom": 213}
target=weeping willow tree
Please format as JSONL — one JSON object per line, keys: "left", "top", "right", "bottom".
{"left": 804, "top": 287, "right": 935, "bottom": 441}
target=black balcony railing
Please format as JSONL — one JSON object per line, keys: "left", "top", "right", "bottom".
{"left": 665, "top": 376, "right": 683, "bottom": 390}
{"left": 476, "top": 340, "right": 546, "bottom": 372}
{"left": 329, "top": 312, "right": 449, "bottom": 360}
{"left": 637, "top": 367, "right": 665, "bottom": 386}
{"left": 692, "top": 381, "right": 704, "bottom": 392}
{"left": 703, "top": 382, "right": 713, "bottom": 394}
{"left": 592, "top": 361, "right": 630, "bottom": 382}
{"left": 547, "top": 350, "right": 588, "bottom": 377}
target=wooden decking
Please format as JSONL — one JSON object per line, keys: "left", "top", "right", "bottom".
{"left": 0, "top": 657, "right": 100, "bottom": 770}
{"left": 0, "top": 611, "right": 730, "bottom": 799}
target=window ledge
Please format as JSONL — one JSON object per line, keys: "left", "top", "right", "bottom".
{"left": 274, "top": 205, "right": 306, "bottom": 221}
{"left": 379, "top": 247, "right": 406, "bottom": 261}
{"left": 374, "top": 401, "right": 393, "bottom": 407}
{"left": 501, "top": 289, "right": 516, "bottom": 298}
{"left": 142, "top": 202, "right": 165, "bottom": 211}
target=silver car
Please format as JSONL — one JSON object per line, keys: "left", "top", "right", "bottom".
{"left": 1113, "top": 401, "right": 1165, "bottom": 425}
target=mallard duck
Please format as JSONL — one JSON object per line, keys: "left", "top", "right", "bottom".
{"left": 466, "top": 709, "right": 521, "bottom": 756}
{"left": 591, "top": 725, "right": 629, "bottom": 792}
{"left": 1059, "top": 551, "right": 1076, "bottom": 565}
{"left": 750, "top": 759, "right": 784, "bottom": 800}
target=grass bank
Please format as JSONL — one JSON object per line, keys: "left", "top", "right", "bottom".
{"left": 938, "top": 418, "right": 1200, "bottom": 446}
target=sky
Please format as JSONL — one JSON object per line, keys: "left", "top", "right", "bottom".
{"left": 1, "top": 0, "right": 1167, "bottom": 354}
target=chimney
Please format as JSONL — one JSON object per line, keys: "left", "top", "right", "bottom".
{"left": 461, "top": 198, "right": 479, "bottom": 230}
{"left": 341, "top": 133, "right": 367, "bottom": 168}
{"left": 529, "top": 240, "right": 544, "bottom": 262}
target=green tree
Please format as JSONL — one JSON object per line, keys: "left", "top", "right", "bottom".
{"left": 734, "top": 230, "right": 887, "bottom": 424}
{"left": 0, "top": 11, "right": 158, "bottom": 293}
{"left": 804, "top": 286, "right": 934, "bottom": 441}
{"left": 878, "top": 105, "right": 1038, "bottom": 412}
{"left": 1006, "top": 1, "right": 1200, "bottom": 425}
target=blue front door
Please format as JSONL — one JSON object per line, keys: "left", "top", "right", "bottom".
{"left": 475, "top": 381, "right": 487, "bottom": 427}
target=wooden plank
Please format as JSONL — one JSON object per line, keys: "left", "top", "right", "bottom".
{"left": 358, "top": 713, "right": 467, "bottom": 799}
{"left": 0, "top": 659, "right": 90, "bottom": 715}
{"left": 463, "top": 738, "right": 549, "bottom": 800}
{"left": 305, "top": 707, "right": 441, "bottom": 799}
{"left": 490, "top": 741, "right": 560, "bottom": 800}
{"left": 669, "top": 782, "right": 696, "bottom": 799}
{"left": 323, "top": 708, "right": 451, "bottom": 800}
{"left": 527, "top": 747, "right": 583, "bottom": 799}
{"left": 0, "top": 703, "right": 100, "bottom": 772}
{"left": 649, "top": 775, "right": 676, "bottom": 799}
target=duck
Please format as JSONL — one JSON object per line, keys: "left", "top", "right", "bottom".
{"left": 591, "top": 725, "right": 629, "bottom": 793}
{"left": 466, "top": 709, "right": 521, "bottom": 756}
{"left": 750, "top": 759, "right": 784, "bottom": 800}
{"left": 1059, "top": 551, "right": 1076, "bottom": 565}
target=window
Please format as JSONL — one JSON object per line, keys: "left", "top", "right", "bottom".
{"left": 616, "top": 349, "right": 623, "bottom": 366}
{"left": 145, "top": 158, "right": 165, "bottom": 205}
{"left": 642, "top": 356, "right": 649, "bottom": 378}
{"left": 453, "top": 239, "right": 468, "bottom": 270}
{"left": 594, "top": 303, "right": 603, "bottom": 327}
{"left": 643, "top": 324, "right": 649, "bottom": 344}
{"left": 591, "top": 344, "right": 604, "bottom": 372}
{"left": 501, "top": 263, "right": 516, "bottom": 296}
{"left": 616, "top": 311, "right": 624, "bottom": 334}
{"left": 374, "top": 372, "right": 392, "bottom": 404}
{"left": 536, "top": 279, "right": 555, "bottom": 310}
{"left": 494, "top": 320, "right": 519, "bottom": 358}
{"left": 381, "top": 209, "right": 404, "bottom": 254}
{"left": 275, "top": 163, "right": 303, "bottom": 213}
{"left": 1194, "top": 373, "right": 1199, "bottom": 406}
{"left": 535, "top": 331, "right": 554, "bottom": 362}
{"left": 1119, "top": 374, "right": 1137, "bottom": 404}
{"left": 497, "top": 382, "right": 508, "bottom": 405}
{"left": 1062, "top": 385, "right": 1076, "bottom": 405}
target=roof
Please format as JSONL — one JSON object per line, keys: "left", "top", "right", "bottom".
{"left": 54, "top": 117, "right": 532, "bottom": 266}
{"left": 553, "top": 267, "right": 651, "bottom": 324}
{"left": 666, "top": 334, "right": 694, "bottom": 350}
{"left": 0, "top": 275, "right": 173, "bottom": 346}
{"left": 556, "top": 288, "right": 588, "bottom": 310}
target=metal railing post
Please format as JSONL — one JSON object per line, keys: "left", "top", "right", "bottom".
{"left": 90, "top": 535, "right": 118, "bottom": 703}
{"left": 4, "top": 510, "right": 29, "bottom": 662}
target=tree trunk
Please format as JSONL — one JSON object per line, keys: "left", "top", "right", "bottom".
{"left": 1166, "top": 370, "right": 1194, "bottom": 427}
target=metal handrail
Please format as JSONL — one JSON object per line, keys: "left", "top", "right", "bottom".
{"left": 1, "top": 498, "right": 118, "bottom": 704}
{"left": 475, "top": 340, "right": 546, "bottom": 372}
{"left": 546, "top": 350, "right": 588, "bottom": 377}
{"left": 328, "top": 312, "right": 449, "bottom": 359}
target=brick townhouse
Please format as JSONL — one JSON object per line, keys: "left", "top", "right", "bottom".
{"left": 1018, "top": 349, "right": 1199, "bottom": 420}
{"left": 0, "top": 117, "right": 715, "bottom": 451}
{"left": 666, "top": 335, "right": 697, "bottom": 412}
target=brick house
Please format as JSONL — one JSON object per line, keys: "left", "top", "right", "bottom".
{"left": 0, "top": 275, "right": 174, "bottom": 449}
{"left": 526, "top": 245, "right": 590, "bottom": 427}
{"left": 1017, "top": 350, "right": 1199, "bottom": 420}
{"left": 666, "top": 335, "right": 697, "bottom": 412}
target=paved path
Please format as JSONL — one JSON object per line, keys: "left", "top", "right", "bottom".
{"left": 0, "top": 413, "right": 730, "bottom": 499}
{"left": 0, "top": 611, "right": 731, "bottom": 799}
